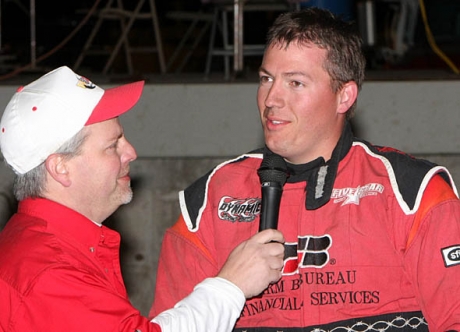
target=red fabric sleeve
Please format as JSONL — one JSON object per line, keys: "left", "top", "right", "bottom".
{"left": 404, "top": 175, "right": 460, "bottom": 331}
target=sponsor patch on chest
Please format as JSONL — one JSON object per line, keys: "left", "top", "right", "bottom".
{"left": 331, "top": 183, "right": 384, "bottom": 206}
{"left": 218, "top": 196, "right": 261, "bottom": 222}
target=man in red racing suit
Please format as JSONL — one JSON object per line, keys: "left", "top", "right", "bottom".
{"left": 151, "top": 122, "right": 460, "bottom": 331}
{"left": 150, "top": 8, "right": 460, "bottom": 332}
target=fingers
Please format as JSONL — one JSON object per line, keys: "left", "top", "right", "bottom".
{"left": 217, "top": 231, "right": 285, "bottom": 299}
{"left": 263, "top": 241, "right": 285, "bottom": 266}
{"left": 252, "top": 229, "right": 285, "bottom": 244}
{"left": 262, "top": 255, "right": 284, "bottom": 285}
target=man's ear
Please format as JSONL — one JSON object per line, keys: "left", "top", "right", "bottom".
{"left": 337, "top": 81, "right": 358, "bottom": 114}
{"left": 45, "top": 154, "right": 71, "bottom": 187}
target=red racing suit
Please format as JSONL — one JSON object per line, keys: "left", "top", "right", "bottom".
{"left": 151, "top": 123, "right": 460, "bottom": 332}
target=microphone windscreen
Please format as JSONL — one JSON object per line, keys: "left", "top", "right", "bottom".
{"left": 257, "top": 153, "right": 288, "bottom": 184}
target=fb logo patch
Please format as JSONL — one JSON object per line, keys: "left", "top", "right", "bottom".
{"left": 283, "top": 235, "right": 332, "bottom": 275}
{"left": 441, "top": 245, "right": 460, "bottom": 267}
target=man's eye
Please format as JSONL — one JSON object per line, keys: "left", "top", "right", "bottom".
{"left": 291, "top": 81, "right": 303, "bottom": 87}
{"left": 259, "top": 76, "right": 272, "bottom": 83}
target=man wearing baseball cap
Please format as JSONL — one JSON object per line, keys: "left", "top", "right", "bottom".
{"left": 0, "top": 66, "right": 285, "bottom": 332}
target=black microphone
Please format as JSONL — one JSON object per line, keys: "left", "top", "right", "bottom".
{"left": 257, "top": 153, "right": 288, "bottom": 231}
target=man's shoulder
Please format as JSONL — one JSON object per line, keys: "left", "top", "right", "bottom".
{"left": 179, "top": 150, "right": 263, "bottom": 231}
{"left": 351, "top": 139, "right": 448, "bottom": 179}
{"left": 0, "top": 216, "right": 60, "bottom": 293}
{"left": 350, "top": 139, "right": 457, "bottom": 211}
{"left": 0, "top": 215, "right": 91, "bottom": 296}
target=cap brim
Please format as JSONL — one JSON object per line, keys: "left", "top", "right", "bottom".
{"left": 85, "top": 80, "right": 144, "bottom": 125}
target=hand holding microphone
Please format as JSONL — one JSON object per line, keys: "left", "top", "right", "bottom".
{"left": 217, "top": 229, "right": 285, "bottom": 298}
{"left": 217, "top": 153, "right": 288, "bottom": 299}
{"left": 257, "top": 153, "right": 288, "bottom": 231}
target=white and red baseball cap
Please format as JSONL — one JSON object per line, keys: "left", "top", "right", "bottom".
{"left": 0, "top": 66, "right": 144, "bottom": 174}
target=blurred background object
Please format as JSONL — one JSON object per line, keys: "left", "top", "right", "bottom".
{"left": 0, "top": 0, "right": 459, "bottom": 80}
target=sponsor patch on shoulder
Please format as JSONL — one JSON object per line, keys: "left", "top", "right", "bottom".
{"left": 441, "top": 245, "right": 460, "bottom": 267}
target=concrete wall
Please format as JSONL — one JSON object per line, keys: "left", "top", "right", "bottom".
{"left": 122, "top": 80, "right": 460, "bottom": 156}
{"left": 0, "top": 80, "right": 459, "bottom": 316}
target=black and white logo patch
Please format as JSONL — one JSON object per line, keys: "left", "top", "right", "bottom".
{"left": 218, "top": 196, "right": 261, "bottom": 222}
{"left": 441, "top": 245, "right": 460, "bottom": 267}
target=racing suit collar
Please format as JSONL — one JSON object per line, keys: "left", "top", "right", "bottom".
{"left": 264, "top": 121, "right": 353, "bottom": 210}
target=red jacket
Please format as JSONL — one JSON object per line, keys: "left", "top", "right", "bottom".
{"left": 0, "top": 198, "right": 246, "bottom": 332}
{"left": 0, "top": 198, "right": 161, "bottom": 332}
{"left": 151, "top": 124, "right": 460, "bottom": 331}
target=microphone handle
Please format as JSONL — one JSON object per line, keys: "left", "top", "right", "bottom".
{"left": 259, "top": 181, "right": 283, "bottom": 231}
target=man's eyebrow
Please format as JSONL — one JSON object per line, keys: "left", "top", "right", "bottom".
{"left": 108, "top": 131, "right": 123, "bottom": 142}
{"left": 258, "top": 66, "right": 271, "bottom": 75}
{"left": 284, "top": 71, "right": 309, "bottom": 78}
{"left": 258, "top": 67, "right": 310, "bottom": 79}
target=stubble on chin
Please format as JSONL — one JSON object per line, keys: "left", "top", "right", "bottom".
{"left": 121, "top": 187, "right": 134, "bottom": 205}
{"left": 118, "top": 179, "right": 134, "bottom": 205}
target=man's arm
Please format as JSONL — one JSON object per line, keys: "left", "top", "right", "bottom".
{"left": 12, "top": 229, "right": 282, "bottom": 332}
{"left": 152, "top": 229, "right": 284, "bottom": 332}
{"left": 404, "top": 175, "right": 460, "bottom": 331}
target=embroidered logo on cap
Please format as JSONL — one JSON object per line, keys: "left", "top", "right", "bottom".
{"left": 76, "top": 75, "right": 96, "bottom": 89}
